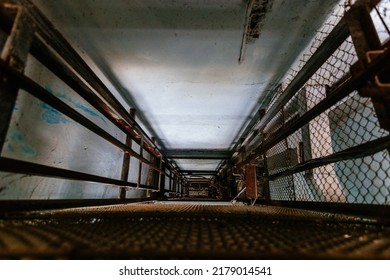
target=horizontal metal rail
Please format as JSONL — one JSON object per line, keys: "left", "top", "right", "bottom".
{"left": 268, "top": 135, "right": 390, "bottom": 181}
{"left": 231, "top": 0, "right": 381, "bottom": 166}
{"left": 238, "top": 42, "right": 390, "bottom": 167}
{"left": 0, "top": 1, "right": 183, "bottom": 195}
{"left": 11, "top": 0, "right": 181, "bottom": 177}
{"left": 30, "top": 37, "right": 160, "bottom": 158}
{"left": 0, "top": 198, "right": 155, "bottom": 213}
{"left": 0, "top": 157, "right": 158, "bottom": 190}
{"left": 238, "top": 19, "right": 350, "bottom": 151}
{"left": 0, "top": 59, "right": 165, "bottom": 174}
{"left": 14, "top": 0, "right": 155, "bottom": 149}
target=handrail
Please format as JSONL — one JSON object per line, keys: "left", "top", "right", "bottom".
{"left": 231, "top": 0, "right": 385, "bottom": 168}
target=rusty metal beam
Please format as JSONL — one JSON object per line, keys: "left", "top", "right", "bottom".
{"left": 0, "top": 5, "right": 33, "bottom": 152}
{"left": 235, "top": 18, "right": 350, "bottom": 154}
{"left": 0, "top": 198, "right": 155, "bottom": 213}
{"left": 245, "top": 164, "right": 257, "bottom": 200}
{"left": 237, "top": 43, "right": 390, "bottom": 167}
{"left": 119, "top": 108, "right": 136, "bottom": 199}
{"left": 29, "top": 37, "right": 160, "bottom": 158}
{"left": 268, "top": 135, "right": 390, "bottom": 181}
{"left": 0, "top": 60, "right": 165, "bottom": 173}
{"left": 232, "top": 0, "right": 382, "bottom": 168}
{"left": 13, "top": 0, "right": 182, "bottom": 178}
{"left": 346, "top": 2, "right": 390, "bottom": 132}
{"left": 346, "top": 2, "right": 382, "bottom": 62}
{"left": 14, "top": 0, "right": 163, "bottom": 154}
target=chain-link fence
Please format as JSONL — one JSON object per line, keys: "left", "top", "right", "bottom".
{"left": 261, "top": 0, "right": 390, "bottom": 205}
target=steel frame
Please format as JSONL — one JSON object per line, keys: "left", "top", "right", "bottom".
{"left": 218, "top": 0, "right": 390, "bottom": 214}
{"left": 0, "top": 0, "right": 183, "bottom": 204}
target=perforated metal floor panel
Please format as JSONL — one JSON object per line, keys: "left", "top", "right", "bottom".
{"left": 1, "top": 202, "right": 389, "bottom": 259}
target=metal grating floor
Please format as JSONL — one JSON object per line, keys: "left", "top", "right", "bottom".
{"left": 0, "top": 202, "right": 389, "bottom": 259}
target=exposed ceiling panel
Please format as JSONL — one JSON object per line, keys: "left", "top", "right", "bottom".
{"left": 31, "top": 0, "right": 341, "bottom": 174}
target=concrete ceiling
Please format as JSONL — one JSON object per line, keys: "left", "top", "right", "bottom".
{"left": 31, "top": 0, "right": 340, "bottom": 175}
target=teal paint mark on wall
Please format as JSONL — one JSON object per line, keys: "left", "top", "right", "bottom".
{"left": 40, "top": 102, "right": 69, "bottom": 124}
{"left": 44, "top": 85, "right": 107, "bottom": 124}
{"left": 74, "top": 102, "right": 106, "bottom": 122}
{"left": 7, "top": 129, "right": 36, "bottom": 158}
{"left": 39, "top": 86, "right": 70, "bottom": 125}
{"left": 10, "top": 130, "right": 24, "bottom": 141}
{"left": 20, "top": 144, "right": 36, "bottom": 157}
{"left": 7, "top": 144, "right": 16, "bottom": 152}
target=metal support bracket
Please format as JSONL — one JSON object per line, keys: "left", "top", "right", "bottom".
{"left": 346, "top": 2, "right": 390, "bottom": 132}
{"left": 366, "top": 49, "right": 390, "bottom": 88}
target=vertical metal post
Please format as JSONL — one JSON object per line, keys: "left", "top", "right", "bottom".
{"left": 261, "top": 132, "right": 271, "bottom": 201}
{"left": 169, "top": 170, "right": 172, "bottom": 193}
{"left": 172, "top": 173, "right": 176, "bottom": 194}
{"left": 159, "top": 162, "right": 166, "bottom": 197}
{"left": 179, "top": 177, "right": 183, "bottom": 196}
{"left": 137, "top": 135, "right": 144, "bottom": 188}
{"left": 158, "top": 154, "right": 163, "bottom": 191}
{"left": 119, "top": 108, "right": 136, "bottom": 199}
{"left": 176, "top": 174, "right": 179, "bottom": 194}
{"left": 177, "top": 177, "right": 180, "bottom": 196}
{"left": 0, "top": 7, "right": 34, "bottom": 152}
{"left": 146, "top": 137, "right": 157, "bottom": 187}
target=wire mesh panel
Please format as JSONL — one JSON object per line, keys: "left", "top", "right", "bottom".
{"left": 260, "top": 0, "right": 390, "bottom": 205}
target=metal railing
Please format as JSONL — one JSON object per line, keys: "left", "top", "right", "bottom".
{"left": 0, "top": 0, "right": 183, "bottom": 202}
{"left": 219, "top": 0, "right": 390, "bottom": 213}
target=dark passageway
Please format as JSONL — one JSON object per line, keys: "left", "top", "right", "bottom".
{"left": 0, "top": 0, "right": 390, "bottom": 259}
